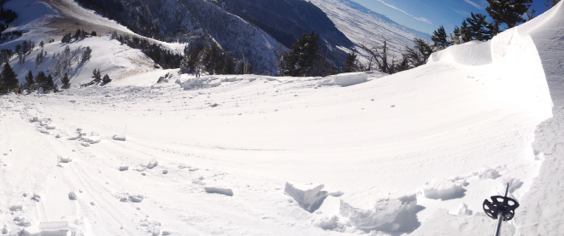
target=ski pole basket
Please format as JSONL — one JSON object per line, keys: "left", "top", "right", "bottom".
{"left": 483, "top": 183, "right": 519, "bottom": 236}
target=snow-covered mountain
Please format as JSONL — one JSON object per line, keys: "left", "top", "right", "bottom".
{"left": 67, "top": 0, "right": 281, "bottom": 74}
{"left": 309, "top": 0, "right": 430, "bottom": 60}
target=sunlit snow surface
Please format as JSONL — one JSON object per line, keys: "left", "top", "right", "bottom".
{"left": 0, "top": 1, "right": 564, "bottom": 236}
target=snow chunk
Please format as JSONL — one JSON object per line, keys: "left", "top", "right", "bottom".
{"left": 284, "top": 182, "right": 329, "bottom": 213}
{"left": 204, "top": 187, "right": 234, "bottom": 196}
{"left": 14, "top": 216, "right": 32, "bottom": 227}
{"left": 478, "top": 168, "right": 501, "bottom": 179}
{"left": 59, "top": 156, "right": 73, "bottom": 163}
{"left": 119, "top": 166, "right": 129, "bottom": 171}
{"left": 330, "top": 72, "right": 368, "bottom": 86}
{"left": 340, "top": 195, "right": 421, "bottom": 233}
{"left": 112, "top": 134, "right": 126, "bottom": 141}
{"left": 20, "top": 226, "right": 40, "bottom": 236}
{"left": 129, "top": 195, "right": 145, "bottom": 203}
{"left": 9, "top": 205, "right": 23, "bottom": 211}
{"left": 82, "top": 136, "right": 101, "bottom": 144}
{"left": 68, "top": 192, "right": 77, "bottom": 200}
{"left": 39, "top": 221, "right": 70, "bottom": 236}
{"left": 145, "top": 160, "right": 158, "bottom": 169}
{"left": 45, "top": 124, "right": 56, "bottom": 130}
{"left": 449, "top": 203, "right": 472, "bottom": 216}
{"left": 317, "top": 216, "right": 345, "bottom": 231}
{"left": 422, "top": 178, "right": 465, "bottom": 200}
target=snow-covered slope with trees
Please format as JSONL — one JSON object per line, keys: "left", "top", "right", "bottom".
{"left": 1, "top": 1, "right": 564, "bottom": 236}
{"left": 309, "top": 0, "right": 430, "bottom": 59}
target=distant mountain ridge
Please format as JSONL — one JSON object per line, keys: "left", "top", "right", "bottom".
{"left": 308, "top": 0, "right": 430, "bottom": 59}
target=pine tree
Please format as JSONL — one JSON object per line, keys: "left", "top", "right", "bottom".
{"left": 46, "top": 74, "right": 56, "bottom": 92}
{"left": 1, "top": 62, "right": 18, "bottom": 93}
{"left": 431, "top": 25, "right": 450, "bottom": 50}
{"left": 81, "top": 46, "right": 92, "bottom": 62}
{"left": 465, "top": 13, "right": 494, "bottom": 41}
{"left": 448, "top": 26, "right": 463, "bottom": 45}
{"left": 486, "top": 0, "right": 533, "bottom": 29}
{"left": 281, "top": 31, "right": 319, "bottom": 76}
{"left": 92, "top": 69, "right": 102, "bottom": 83}
{"left": 61, "top": 73, "right": 70, "bottom": 89}
{"left": 460, "top": 20, "right": 473, "bottom": 42}
{"left": 35, "top": 71, "right": 47, "bottom": 89}
{"left": 24, "top": 71, "right": 34, "bottom": 91}
{"left": 102, "top": 74, "right": 111, "bottom": 84}
{"left": 414, "top": 38, "right": 432, "bottom": 64}
{"left": 342, "top": 52, "right": 358, "bottom": 73}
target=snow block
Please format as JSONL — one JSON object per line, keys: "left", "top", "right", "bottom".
{"left": 422, "top": 179, "right": 466, "bottom": 200}
{"left": 340, "top": 195, "right": 420, "bottom": 233}
{"left": 129, "top": 195, "right": 144, "bottom": 203}
{"left": 284, "top": 182, "right": 329, "bottom": 213}
{"left": 82, "top": 136, "right": 101, "bottom": 144}
{"left": 204, "top": 187, "right": 233, "bottom": 196}
{"left": 21, "top": 226, "right": 41, "bottom": 236}
{"left": 112, "top": 134, "right": 126, "bottom": 141}
{"left": 146, "top": 160, "right": 158, "bottom": 169}
{"left": 39, "top": 221, "right": 70, "bottom": 236}
{"left": 330, "top": 73, "right": 368, "bottom": 86}
{"left": 59, "top": 156, "right": 73, "bottom": 163}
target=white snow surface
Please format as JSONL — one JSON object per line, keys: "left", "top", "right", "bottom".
{"left": 0, "top": 2, "right": 563, "bottom": 236}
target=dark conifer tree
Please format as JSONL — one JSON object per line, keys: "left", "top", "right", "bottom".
{"left": 342, "top": 52, "right": 358, "bottom": 73}
{"left": 35, "top": 71, "right": 47, "bottom": 89}
{"left": 61, "top": 73, "right": 71, "bottom": 89}
{"left": 102, "top": 74, "right": 111, "bottom": 84}
{"left": 465, "top": 13, "right": 494, "bottom": 41}
{"left": 281, "top": 31, "right": 319, "bottom": 76}
{"left": 24, "top": 71, "right": 34, "bottom": 91}
{"left": 1, "top": 62, "right": 18, "bottom": 93}
{"left": 46, "top": 74, "right": 57, "bottom": 92}
{"left": 431, "top": 25, "right": 450, "bottom": 50}
{"left": 92, "top": 69, "right": 102, "bottom": 83}
{"left": 486, "top": 0, "right": 533, "bottom": 29}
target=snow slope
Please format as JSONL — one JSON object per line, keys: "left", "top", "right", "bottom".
{"left": 309, "top": 0, "right": 430, "bottom": 60}
{"left": 0, "top": 2, "right": 563, "bottom": 236}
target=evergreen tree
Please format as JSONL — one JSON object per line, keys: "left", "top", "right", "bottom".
{"left": 448, "top": 26, "right": 463, "bottom": 45}
{"left": 465, "top": 13, "right": 494, "bottom": 41}
{"left": 92, "top": 69, "right": 102, "bottom": 83}
{"left": 24, "top": 71, "right": 34, "bottom": 91}
{"left": 35, "top": 71, "right": 47, "bottom": 90}
{"left": 431, "top": 25, "right": 450, "bottom": 50}
{"left": 486, "top": 0, "right": 533, "bottom": 29}
{"left": 281, "top": 31, "right": 319, "bottom": 76}
{"left": 342, "top": 52, "right": 358, "bottom": 73}
{"left": 225, "top": 58, "right": 235, "bottom": 74}
{"left": 415, "top": 38, "right": 433, "bottom": 63}
{"left": 61, "top": 73, "right": 70, "bottom": 89}
{"left": 46, "top": 74, "right": 57, "bottom": 93}
{"left": 81, "top": 46, "right": 92, "bottom": 62}
{"left": 460, "top": 20, "right": 473, "bottom": 42}
{"left": 1, "top": 62, "right": 18, "bottom": 93}
{"left": 102, "top": 74, "right": 111, "bottom": 84}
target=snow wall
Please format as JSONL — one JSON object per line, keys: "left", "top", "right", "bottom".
{"left": 428, "top": 28, "right": 553, "bottom": 121}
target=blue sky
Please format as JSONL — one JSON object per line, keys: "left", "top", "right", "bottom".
{"left": 351, "top": 0, "right": 552, "bottom": 36}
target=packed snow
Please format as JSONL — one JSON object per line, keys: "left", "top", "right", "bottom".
{"left": 1, "top": 1, "right": 564, "bottom": 236}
